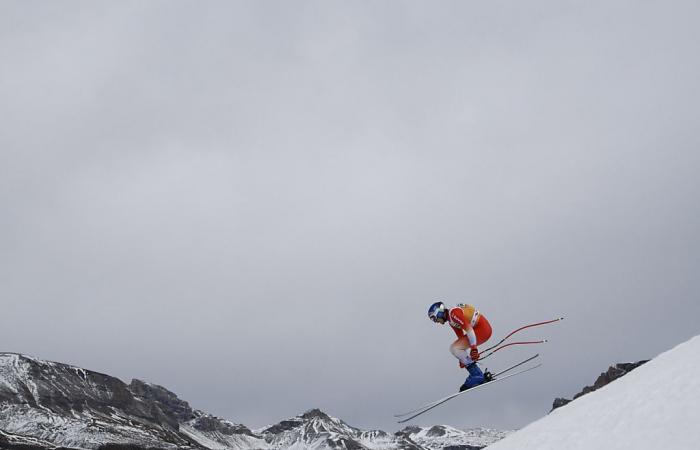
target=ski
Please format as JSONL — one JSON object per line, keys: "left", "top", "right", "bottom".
{"left": 395, "top": 363, "right": 542, "bottom": 423}
{"left": 492, "top": 353, "right": 540, "bottom": 378}
{"left": 394, "top": 354, "right": 539, "bottom": 418}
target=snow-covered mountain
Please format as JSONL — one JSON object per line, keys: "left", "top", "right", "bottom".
{"left": 394, "top": 425, "right": 509, "bottom": 450}
{"left": 255, "top": 409, "right": 507, "bottom": 450}
{"left": 487, "top": 335, "right": 700, "bottom": 450}
{"left": 0, "top": 353, "right": 507, "bottom": 450}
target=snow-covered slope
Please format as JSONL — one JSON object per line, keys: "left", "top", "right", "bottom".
{"left": 0, "top": 428, "right": 78, "bottom": 450}
{"left": 256, "top": 409, "right": 508, "bottom": 450}
{"left": 396, "top": 425, "right": 509, "bottom": 450}
{"left": 487, "top": 335, "right": 700, "bottom": 450}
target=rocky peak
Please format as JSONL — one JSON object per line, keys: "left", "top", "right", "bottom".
{"left": 191, "top": 413, "right": 255, "bottom": 437}
{"left": 300, "top": 408, "right": 332, "bottom": 421}
{"left": 263, "top": 408, "right": 353, "bottom": 436}
{"left": 426, "top": 425, "right": 449, "bottom": 437}
{"left": 551, "top": 360, "right": 649, "bottom": 411}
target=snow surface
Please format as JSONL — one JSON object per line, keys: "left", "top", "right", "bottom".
{"left": 487, "top": 334, "right": 700, "bottom": 450}
{"left": 406, "top": 425, "right": 510, "bottom": 450}
{"left": 180, "top": 424, "right": 267, "bottom": 450}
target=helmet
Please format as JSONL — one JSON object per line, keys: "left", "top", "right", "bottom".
{"left": 428, "top": 301, "right": 447, "bottom": 324}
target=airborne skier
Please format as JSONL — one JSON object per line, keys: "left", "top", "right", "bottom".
{"left": 396, "top": 310, "right": 559, "bottom": 422}
{"left": 428, "top": 302, "right": 493, "bottom": 391}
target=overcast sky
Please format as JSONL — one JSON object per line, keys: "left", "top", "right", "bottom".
{"left": 2, "top": 0, "right": 699, "bottom": 432}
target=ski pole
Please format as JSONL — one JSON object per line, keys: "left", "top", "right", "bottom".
{"left": 481, "top": 317, "right": 563, "bottom": 354}
{"left": 479, "top": 340, "right": 547, "bottom": 361}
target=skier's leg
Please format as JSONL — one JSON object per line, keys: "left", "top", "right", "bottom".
{"left": 474, "top": 315, "right": 493, "bottom": 346}
{"left": 450, "top": 337, "right": 473, "bottom": 366}
{"left": 450, "top": 317, "right": 493, "bottom": 365}
{"left": 460, "top": 362, "right": 485, "bottom": 390}
{"left": 451, "top": 324, "right": 492, "bottom": 391}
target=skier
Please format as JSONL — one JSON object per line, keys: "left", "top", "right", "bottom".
{"left": 428, "top": 302, "right": 493, "bottom": 391}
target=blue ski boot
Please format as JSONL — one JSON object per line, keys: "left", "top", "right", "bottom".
{"left": 459, "top": 362, "right": 490, "bottom": 392}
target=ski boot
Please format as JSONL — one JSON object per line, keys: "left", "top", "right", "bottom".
{"left": 459, "top": 362, "right": 491, "bottom": 392}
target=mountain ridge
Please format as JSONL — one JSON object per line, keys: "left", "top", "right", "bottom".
{"left": 0, "top": 353, "right": 508, "bottom": 450}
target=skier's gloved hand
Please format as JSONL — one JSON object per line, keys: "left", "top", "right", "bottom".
{"left": 459, "top": 361, "right": 466, "bottom": 369}
{"left": 470, "top": 347, "right": 480, "bottom": 362}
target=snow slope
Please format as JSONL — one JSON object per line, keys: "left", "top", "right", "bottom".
{"left": 399, "top": 425, "right": 509, "bottom": 450}
{"left": 487, "top": 335, "right": 700, "bottom": 450}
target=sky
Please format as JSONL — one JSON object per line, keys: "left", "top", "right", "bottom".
{"left": 1, "top": 0, "right": 699, "bottom": 432}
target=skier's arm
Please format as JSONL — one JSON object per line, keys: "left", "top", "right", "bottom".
{"left": 450, "top": 308, "right": 478, "bottom": 349}
{"left": 448, "top": 309, "right": 470, "bottom": 342}
{"left": 463, "top": 325, "right": 478, "bottom": 348}
{"left": 448, "top": 308, "right": 464, "bottom": 338}
{"left": 464, "top": 323, "right": 480, "bottom": 361}
{"left": 451, "top": 324, "right": 464, "bottom": 339}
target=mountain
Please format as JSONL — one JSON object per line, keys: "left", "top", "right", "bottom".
{"left": 0, "top": 353, "right": 507, "bottom": 450}
{"left": 487, "top": 335, "right": 700, "bottom": 450}
{"left": 254, "top": 409, "right": 507, "bottom": 450}
{"left": 550, "top": 360, "right": 648, "bottom": 411}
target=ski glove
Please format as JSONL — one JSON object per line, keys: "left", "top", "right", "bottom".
{"left": 470, "top": 347, "right": 480, "bottom": 361}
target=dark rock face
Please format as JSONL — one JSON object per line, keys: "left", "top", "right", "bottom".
{"left": 551, "top": 360, "right": 649, "bottom": 412}
{"left": 129, "top": 380, "right": 196, "bottom": 424}
{"left": 0, "top": 354, "right": 147, "bottom": 419}
{"left": 263, "top": 418, "right": 304, "bottom": 435}
{"left": 552, "top": 397, "right": 572, "bottom": 409}
{"left": 325, "top": 437, "right": 365, "bottom": 450}
{"left": 300, "top": 408, "right": 332, "bottom": 421}
{"left": 191, "top": 415, "right": 254, "bottom": 437}
{"left": 426, "top": 425, "right": 447, "bottom": 437}
{"left": 0, "top": 353, "right": 202, "bottom": 449}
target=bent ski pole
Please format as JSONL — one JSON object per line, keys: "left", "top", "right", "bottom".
{"left": 482, "top": 317, "right": 563, "bottom": 354}
{"left": 479, "top": 340, "right": 547, "bottom": 361}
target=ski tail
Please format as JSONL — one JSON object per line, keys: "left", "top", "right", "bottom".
{"left": 393, "top": 392, "right": 459, "bottom": 418}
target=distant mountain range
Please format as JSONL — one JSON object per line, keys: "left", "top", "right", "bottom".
{"left": 0, "top": 353, "right": 509, "bottom": 450}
